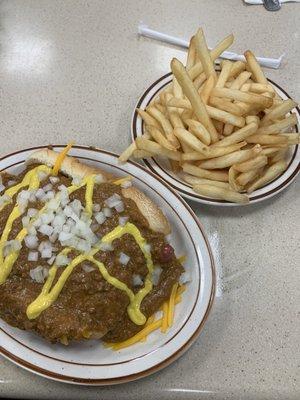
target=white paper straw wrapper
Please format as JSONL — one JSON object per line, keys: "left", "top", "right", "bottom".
{"left": 138, "top": 24, "right": 284, "bottom": 69}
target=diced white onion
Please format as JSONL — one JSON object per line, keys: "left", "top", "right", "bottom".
{"left": 121, "top": 180, "right": 132, "bottom": 188}
{"left": 179, "top": 271, "right": 191, "bottom": 285}
{"left": 105, "top": 193, "right": 121, "bottom": 208}
{"left": 45, "top": 191, "right": 55, "bottom": 201}
{"left": 132, "top": 274, "right": 143, "bottom": 287}
{"left": 62, "top": 224, "right": 71, "bottom": 233}
{"left": 27, "top": 225, "right": 37, "bottom": 236}
{"left": 35, "top": 188, "right": 46, "bottom": 200}
{"left": 95, "top": 211, "right": 106, "bottom": 225}
{"left": 47, "top": 255, "right": 56, "bottom": 265}
{"left": 38, "top": 224, "right": 54, "bottom": 237}
{"left": 82, "top": 264, "right": 95, "bottom": 273}
{"left": 47, "top": 198, "right": 60, "bottom": 211}
{"left": 77, "top": 239, "right": 91, "bottom": 253}
{"left": 0, "top": 183, "right": 5, "bottom": 192}
{"left": 22, "top": 216, "right": 30, "bottom": 227}
{"left": 144, "top": 243, "right": 152, "bottom": 253}
{"left": 58, "top": 231, "right": 73, "bottom": 242}
{"left": 32, "top": 217, "right": 42, "bottom": 228}
{"left": 92, "top": 204, "right": 100, "bottom": 213}
{"left": 28, "top": 251, "right": 38, "bottom": 262}
{"left": 55, "top": 254, "right": 70, "bottom": 266}
{"left": 119, "top": 252, "right": 130, "bottom": 265}
{"left": 3, "top": 240, "right": 22, "bottom": 257}
{"left": 52, "top": 214, "right": 66, "bottom": 228}
{"left": 0, "top": 194, "right": 11, "bottom": 207}
{"left": 152, "top": 266, "right": 162, "bottom": 286}
{"left": 37, "top": 171, "right": 48, "bottom": 181}
{"left": 25, "top": 235, "right": 39, "bottom": 249}
{"left": 41, "top": 247, "right": 52, "bottom": 259}
{"left": 70, "top": 199, "right": 82, "bottom": 216}
{"left": 114, "top": 201, "right": 124, "bottom": 213}
{"left": 27, "top": 208, "right": 38, "bottom": 218}
{"left": 103, "top": 207, "right": 112, "bottom": 218}
{"left": 42, "top": 184, "right": 53, "bottom": 192}
{"left": 49, "top": 176, "right": 59, "bottom": 184}
{"left": 94, "top": 175, "right": 104, "bottom": 184}
{"left": 119, "top": 216, "right": 128, "bottom": 226}
{"left": 30, "top": 265, "right": 47, "bottom": 283}
{"left": 29, "top": 190, "right": 37, "bottom": 203}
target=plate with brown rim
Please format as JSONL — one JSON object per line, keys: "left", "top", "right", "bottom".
{"left": 0, "top": 145, "right": 215, "bottom": 385}
{"left": 131, "top": 73, "right": 300, "bottom": 206}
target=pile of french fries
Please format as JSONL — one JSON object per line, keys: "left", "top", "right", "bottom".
{"left": 120, "top": 28, "right": 299, "bottom": 203}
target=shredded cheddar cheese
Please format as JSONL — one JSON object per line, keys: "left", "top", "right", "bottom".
{"left": 161, "top": 301, "right": 169, "bottom": 333}
{"left": 167, "top": 283, "right": 178, "bottom": 328}
{"left": 52, "top": 142, "right": 74, "bottom": 175}
{"left": 106, "top": 284, "right": 186, "bottom": 350}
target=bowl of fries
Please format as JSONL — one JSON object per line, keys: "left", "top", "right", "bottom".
{"left": 122, "top": 28, "right": 300, "bottom": 205}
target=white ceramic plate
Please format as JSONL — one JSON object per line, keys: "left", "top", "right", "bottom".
{"left": 0, "top": 145, "right": 215, "bottom": 385}
{"left": 131, "top": 73, "right": 300, "bottom": 206}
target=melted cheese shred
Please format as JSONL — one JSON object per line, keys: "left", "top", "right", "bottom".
{"left": 106, "top": 284, "right": 185, "bottom": 350}
{"left": 52, "top": 142, "right": 74, "bottom": 176}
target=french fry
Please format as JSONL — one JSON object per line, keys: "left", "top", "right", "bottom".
{"left": 256, "top": 113, "right": 297, "bottom": 134}
{"left": 229, "top": 71, "right": 252, "bottom": 90}
{"left": 261, "top": 147, "right": 286, "bottom": 156}
{"left": 181, "top": 109, "right": 194, "bottom": 123}
{"left": 227, "top": 61, "right": 246, "bottom": 78}
{"left": 247, "top": 160, "right": 287, "bottom": 193}
{"left": 135, "top": 137, "right": 182, "bottom": 161}
{"left": 260, "top": 99, "right": 297, "bottom": 126}
{"left": 137, "top": 109, "right": 162, "bottom": 130}
{"left": 228, "top": 166, "right": 243, "bottom": 192}
{"left": 209, "top": 97, "right": 245, "bottom": 116}
{"left": 119, "top": 142, "right": 137, "bottom": 163}
{"left": 194, "top": 28, "right": 217, "bottom": 80}
{"left": 211, "top": 88, "right": 273, "bottom": 108}
{"left": 188, "top": 34, "right": 234, "bottom": 80}
{"left": 246, "top": 134, "right": 288, "bottom": 145}
{"left": 206, "top": 105, "right": 245, "bottom": 127}
{"left": 241, "top": 83, "right": 274, "bottom": 94}
{"left": 132, "top": 149, "right": 154, "bottom": 159}
{"left": 168, "top": 111, "right": 185, "bottom": 129}
{"left": 147, "top": 106, "right": 180, "bottom": 148}
{"left": 168, "top": 98, "right": 191, "bottom": 109}
{"left": 236, "top": 167, "right": 263, "bottom": 186}
{"left": 185, "top": 119, "right": 211, "bottom": 145}
{"left": 244, "top": 50, "right": 268, "bottom": 85}
{"left": 280, "top": 133, "right": 300, "bottom": 145}
{"left": 147, "top": 125, "right": 177, "bottom": 151}
{"left": 182, "top": 141, "right": 246, "bottom": 161}
{"left": 201, "top": 75, "right": 215, "bottom": 104}
{"left": 194, "top": 72, "right": 206, "bottom": 90}
{"left": 182, "top": 174, "right": 231, "bottom": 189}
{"left": 171, "top": 58, "right": 219, "bottom": 143}
{"left": 173, "top": 78, "right": 183, "bottom": 99}
{"left": 214, "top": 122, "right": 258, "bottom": 147}
{"left": 198, "top": 145, "right": 261, "bottom": 169}
{"left": 186, "top": 36, "right": 196, "bottom": 69}
{"left": 155, "top": 104, "right": 167, "bottom": 114}
{"left": 169, "top": 160, "right": 181, "bottom": 172}
{"left": 223, "top": 124, "right": 235, "bottom": 137}
{"left": 193, "top": 184, "right": 249, "bottom": 204}
{"left": 182, "top": 163, "right": 229, "bottom": 182}
{"left": 245, "top": 115, "right": 260, "bottom": 125}
{"left": 268, "top": 149, "right": 287, "bottom": 164}
{"left": 173, "top": 128, "right": 208, "bottom": 153}
{"left": 234, "top": 155, "right": 268, "bottom": 172}
{"left": 216, "top": 60, "right": 232, "bottom": 88}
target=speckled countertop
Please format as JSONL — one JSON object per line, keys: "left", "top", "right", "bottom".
{"left": 0, "top": 0, "right": 299, "bottom": 399}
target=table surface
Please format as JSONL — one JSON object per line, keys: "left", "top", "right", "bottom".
{"left": 0, "top": 1, "right": 299, "bottom": 399}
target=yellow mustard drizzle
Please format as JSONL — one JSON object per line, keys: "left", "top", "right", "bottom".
{"left": 0, "top": 164, "right": 155, "bottom": 326}
{"left": 27, "top": 222, "right": 153, "bottom": 325}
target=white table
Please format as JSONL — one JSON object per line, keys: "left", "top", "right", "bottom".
{"left": 0, "top": 1, "right": 299, "bottom": 399}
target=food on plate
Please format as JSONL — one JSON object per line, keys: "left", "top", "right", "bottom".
{"left": 0, "top": 146, "right": 187, "bottom": 349}
{"left": 121, "top": 28, "right": 299, "bottom": 203}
